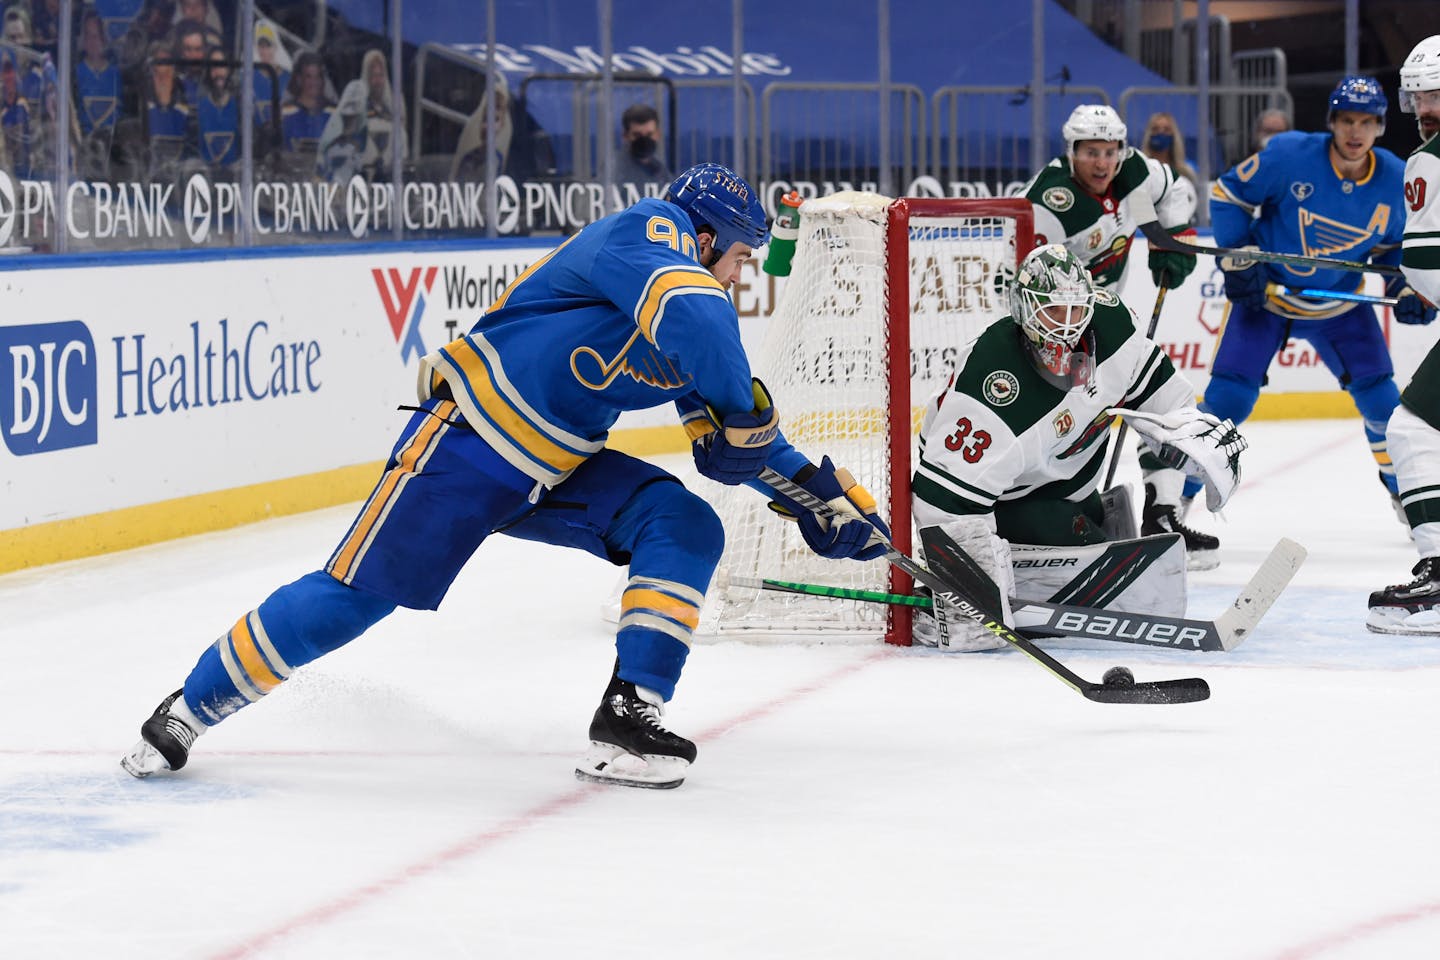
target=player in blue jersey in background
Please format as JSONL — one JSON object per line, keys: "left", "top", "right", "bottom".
{"left": 1198, "top": 76, "right": 1434, "bottom": 516}
{"left": 121, "top": 162, "right": 891, "bottom": 790}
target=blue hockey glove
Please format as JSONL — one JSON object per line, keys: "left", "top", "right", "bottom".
{"left": 1148, "top": 227, "right": 1198, "bottom": 288}
{"left": 767, "top": 457, "right": 891, "bottom": 561}
{"left": 691, "top": 378, "right": 780, "bottom": 485}
{"left": 1384, "top": 276, "right": 1438, "bottom": 325}
{"left": 1219, "top": 246, "right": 1267, "bottom": 310}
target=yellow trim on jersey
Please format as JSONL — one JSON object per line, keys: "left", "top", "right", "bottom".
{"left": 440, "top": 336, "right": 595, "bottom": 478}
{"left": 328, "top": 400, "right": 455, "bottom": 584}
{"left": 1209, "top": 180, "right": 1255, "bottom": 215}
{"left": 633, "top": 266, "right": 730, "bottom": 344}
{"left": 488, "top": 234, "right": 579, "bottom": 313}
{"left": 1330, "top": 150, "right": 1376, "bottom": 186}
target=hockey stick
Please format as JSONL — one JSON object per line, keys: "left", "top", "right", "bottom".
{"left": 758, "top": 467, "right": 1209, "bottom": 704}
{"left": 1127, "top": 190, "right": 1403, "bottom": 278}
{"left": 1102, "top": 284, "right": 1168, "bottom": 491}
{"left": 722, "top": 532, "right": 1306, "bottom": 653}
{"left": 1274, "top": 285, "right": 1399, "bottom": 306}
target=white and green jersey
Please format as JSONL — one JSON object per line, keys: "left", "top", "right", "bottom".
{"left": 1023, "top": 149, "right": 1195, "bottom": 289}
{"left": 1402, "top": 134, "right": 1440, "bottom": 307}
{"left": 1399, "top": 134, "right": 1440, "bottom": 430}
{"left": 912, "top": 294, "right": 1197, "bottom": 529}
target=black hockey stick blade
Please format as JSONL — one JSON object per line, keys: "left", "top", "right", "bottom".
{"left": 1082, "top": 676, "right": 1210, "bottom": 705}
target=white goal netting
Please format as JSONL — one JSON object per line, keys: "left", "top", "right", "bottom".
{"left": 694, "top": 192, "right": 1030, "bottom": 643}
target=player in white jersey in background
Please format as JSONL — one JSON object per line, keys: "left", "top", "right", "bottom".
{"left": 910, "top": 245, "right": 1245, "bottom": 649}
{"left": 1369, "top": 36, "right": 1440, "bottom": 633}
{"left": 1021, "top": 105, "right": 1215, "bottom": 568}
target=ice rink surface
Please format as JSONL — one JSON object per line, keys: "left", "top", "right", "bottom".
{"left": 3, "top": 418, "right": 1440, "bottom": 959}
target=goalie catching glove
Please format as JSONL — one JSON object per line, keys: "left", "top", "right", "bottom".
{"left": 1108, "top": 407, "right": 1248, "bottom": 510}
{"left": 766, "top": 457, "right": 891, "bottom": 561}
{"left": 691, "top": 378, "right": 780, "bottom": 485}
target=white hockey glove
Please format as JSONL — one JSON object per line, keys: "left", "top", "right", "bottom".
{"left": 1108, "top": 407, "right": 1247, "bottom": 511}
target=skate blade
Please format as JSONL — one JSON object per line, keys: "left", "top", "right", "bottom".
{"left": 120, "top": 740, "right": 169, "bottom": 779}
{"left": 1366, "top": 607, "right": 1440, "bottom": 636}
{"left": 574, "top": 742, "right": 688, "bottom": 790}
{"left": 1186, "top": 549, "right": 1219, "bottom": 572}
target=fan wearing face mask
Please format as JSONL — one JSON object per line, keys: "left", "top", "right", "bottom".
{"left": 614, "top": 101, "right": 672, "bottom": 188}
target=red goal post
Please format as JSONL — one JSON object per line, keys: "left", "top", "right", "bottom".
{"left": 696, "top": 194, "right": 1034, "bottom": 646}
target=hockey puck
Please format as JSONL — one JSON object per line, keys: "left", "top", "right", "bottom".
{"left": 1102, "top": 666, "right": 1135, "bottom": 687}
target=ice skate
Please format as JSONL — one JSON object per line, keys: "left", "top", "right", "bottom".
{"left": 1142, "top": 484, "right": 1219, "bottom": 571}
{"left": 576, "top": 669, "right": 696, "bottom": 790}
{"left": 1367, "top": 558, "right": 1440, "bottom": 635}
{"left": 120, "top": 689, "right": 206, "bottom": 778}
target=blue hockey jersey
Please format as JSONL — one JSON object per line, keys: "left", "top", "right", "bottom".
{"left": 1210, "top": 131, "right": 1404, "bottom": 320}
{"left": 418, "top": 197, "right": 806, "bottom": 487}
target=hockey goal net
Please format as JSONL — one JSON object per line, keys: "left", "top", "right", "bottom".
{"left": 694, "top": 193, "right": 1032, "bottom": 645}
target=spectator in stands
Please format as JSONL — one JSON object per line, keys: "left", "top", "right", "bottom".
{"left": 95, "top": 0, "right": 146, "bottom": 48}
{"left": 1140, "top": 111, "right": 1199, "bottom": 190}
{"left": 174, "top": 0, "right": 223, "bottom": 39}
{"left": 29, "top": 0, "right": 58, "bottom": 58}
{"left": 0, "top": 51, "right": 31, "bottom": 177}
{"left": 450, "top": 71, "right": 552, "bottom": 184}
{"left": 1253, "top": 107, "right": 1292, "bottom": 153}
{"left": 197, "top": 44, "right": 236, "bottom": 174}
{"left": 76, "top": 9, "right": 121, "bottom": 136}
{"left": 172, "top": 19, "right": 207, "bottom": 107}
{"left": 119, "top": 0, "right": 175, "bottom": 102}
{"left": 279, "top": 50, "right": 331, "bottom": 177}
{"left": 613, "top": 102, "right": 671, "bottom": 187}
{"left": 141, "top": 40, "right": 194, "bottom": 182}
{"left": 76, "top": 8, "right": 122, "bottom": 180}
{"left": 3, "top": 5, "right": 32, "bottom": 48}
{"left": 251, "top": 17, "right": 289, "bottom": 129}
{"left": 318, "top": 48, "right": 405, "bottom": 182}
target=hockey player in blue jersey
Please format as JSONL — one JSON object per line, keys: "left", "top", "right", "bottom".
{"left": 120, "top": 162, "right": 890, "bottom": 789}
{"left": 1200, "top": 76, "right": 1435, "bottom": 513}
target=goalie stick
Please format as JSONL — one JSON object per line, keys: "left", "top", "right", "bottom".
{"left": 758, "top": 467, "right": 1209, "bottom": 704}
{"left": 722, "top": 532, "right": 1306, "bottom": 652}
{"left": 1127, "top": 189, "right": 1404, "bottom": 279}
{"left": 1102, "top": 284, "right": 1167, "bottom": 492}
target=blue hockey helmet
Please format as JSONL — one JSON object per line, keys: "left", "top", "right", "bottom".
{"left": 1327, "top": 75, "right": 1388, "bottom": 130}
{"left": 664, "top": 163, "right": 769, "bottom": 255}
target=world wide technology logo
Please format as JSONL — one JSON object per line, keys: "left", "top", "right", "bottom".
{"left": 371, "top": 267, "right": 435, "bottom": 364}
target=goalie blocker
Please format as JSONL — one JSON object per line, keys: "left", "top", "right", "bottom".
{"left": 915, "top": 517, "right": 1187, "bottom": 651}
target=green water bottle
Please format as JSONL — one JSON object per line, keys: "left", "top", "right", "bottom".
{"left": 762, "top": 191, "right": 803, "bottom": 277}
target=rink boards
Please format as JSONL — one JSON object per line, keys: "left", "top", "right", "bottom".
{"left": 0, "top": 235, "right": 1427, "bottom": 571}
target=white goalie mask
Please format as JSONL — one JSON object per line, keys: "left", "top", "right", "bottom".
{"left": 1062, "top": 104, "right": 1128, "bottom": 157}
{"left": 1400, "top": 35, "right": 1440, "bottom": 137}
{"left": 1009, "top": 244, "right": 1097, "bottom": 380}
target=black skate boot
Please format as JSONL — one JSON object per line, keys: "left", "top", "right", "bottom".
{"left": 575, "top": 666, "right": 696, "bottom": 789}
{"left": 1367, "top": 557, "right": 1440, "bottom": 635}
{"left": 1142, "top": 484, "right": 1219, "bottom": 571}
{"left": 120, "top": 689, "right": 206, "bottom": 778}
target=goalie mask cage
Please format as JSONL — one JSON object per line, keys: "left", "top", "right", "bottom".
{"left": 695, "top": 193, "right": 1033, "bottom": 645}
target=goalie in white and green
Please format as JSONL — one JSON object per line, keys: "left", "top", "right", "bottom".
{"left": 912, "top": 244, "right": 1247, "bottom": 650}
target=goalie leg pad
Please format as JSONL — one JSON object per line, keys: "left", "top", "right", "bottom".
{"left": 1009, "top": 533, "right": 1188, "bottom": 620}
{"left": 915, "top": 518, "right": 1014, "bottom": 652}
